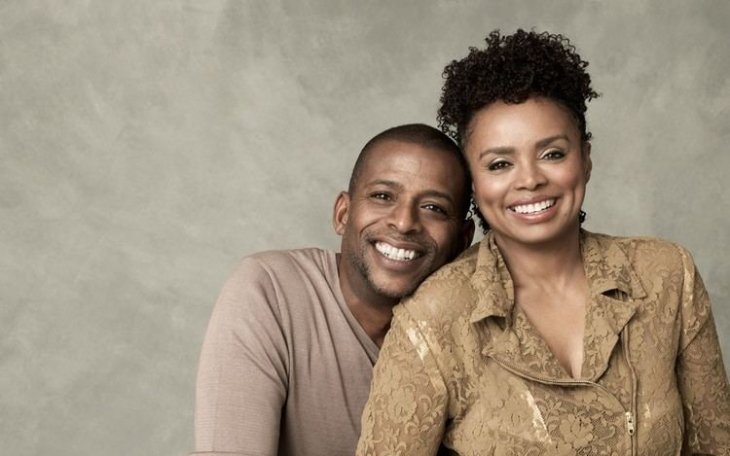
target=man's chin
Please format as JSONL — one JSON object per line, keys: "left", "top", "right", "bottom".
{"left": 355, "top": 251, "right": 432, "bottom": 301}
{"left": 370, "top": 280, "right": 421, "bottom": 302}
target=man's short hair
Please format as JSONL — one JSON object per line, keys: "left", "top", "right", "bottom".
{"left": 347, "top": 124, "right": 472, "bottom": 219}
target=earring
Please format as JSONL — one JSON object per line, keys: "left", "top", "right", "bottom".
{"left": 579, "top": 210, "right": 587, "bottom": 224}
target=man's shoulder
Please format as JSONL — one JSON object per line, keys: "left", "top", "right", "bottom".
{"left": 243, "top": 246, "right": 333, "bottom": 265}
{"left": 235, "top": 247, "right": 335, "bottom": 279}
{"left": 215, "top": 247, "right": 337, "bottom": 315}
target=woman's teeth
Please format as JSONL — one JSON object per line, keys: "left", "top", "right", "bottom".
{"left": 375, "top": 242, "right": 417, "bottom": 261}
{"left": 511, "top": 199, "right": 556, "bottom": 214}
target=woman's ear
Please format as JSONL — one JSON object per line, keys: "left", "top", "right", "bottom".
{"left": 582, "top": 142, "right": 592, "bottom": 183}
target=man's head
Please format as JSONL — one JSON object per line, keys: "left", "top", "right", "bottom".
{"left": 334, "top": 124, "right": 474, "bottom": 305}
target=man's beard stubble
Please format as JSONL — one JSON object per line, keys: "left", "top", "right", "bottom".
{"left": 345, "top": 233, "right": 441, "bottom": 301}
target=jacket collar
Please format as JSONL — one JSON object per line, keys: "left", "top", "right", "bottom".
{"left": 469, "top": 230, "right": 647, "bottom": 382}
{"left": 581, "top": 230, "right": 646, "bottom": 300}
{"left": 468, "top": 232, "right": 515, "bottom": 324}
{"left": 469, "top": 230, "right": 645, "bottom": 325}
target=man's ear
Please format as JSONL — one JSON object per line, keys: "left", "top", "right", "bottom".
{"left": 333, "top": 191, "right": 350, "bottom": 235}
{"left": 460, "top": 218, "right": 476, "bottom": 253}
{"left": 583, "top": 142, "right": 592, "bottom": 183}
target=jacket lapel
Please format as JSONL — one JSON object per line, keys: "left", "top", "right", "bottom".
{"left": 580, "top": 233, "right": 645, "bottom": 381}
{"left": 471, "top": 231, "right": 646, "bottom": 383}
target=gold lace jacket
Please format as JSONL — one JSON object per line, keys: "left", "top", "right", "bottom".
{"left": 357, "top": 231, "right": 730, "bottom": 455}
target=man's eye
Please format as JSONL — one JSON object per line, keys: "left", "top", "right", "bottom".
{"left": 423, "top": 204, "right": 447, "bottom": 215}
{"left": 487, "top": 160, "right": 510, "bottom": 171}
{"left": 542, "top": 149, "right": 565, "bottom": 160}
{"left": 370, "top": 192, "right": 391, "bottom": 201}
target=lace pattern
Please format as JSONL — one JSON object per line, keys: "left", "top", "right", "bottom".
{"left": 357, "top": 231, "right": 730, "bottom": 455}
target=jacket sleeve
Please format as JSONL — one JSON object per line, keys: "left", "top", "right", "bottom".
{"left": 191, "top": 257, "right": 288, "bottom": 456}
{"left": 675, "top": 248, "right": 730, "bottom": 455}
{"left": 356, "top": 306, "right": 448, "bottom": 456}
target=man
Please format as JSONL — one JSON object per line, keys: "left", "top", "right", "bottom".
{"left": 191, "top": 124, "right": 474, "bottom": 456}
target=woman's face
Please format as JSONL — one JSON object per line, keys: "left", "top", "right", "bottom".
{"left": 464, "top": 97, "right": 591, "bottom": 248}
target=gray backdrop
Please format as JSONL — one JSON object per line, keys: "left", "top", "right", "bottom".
{"left": 2, "top": 1, "right": 728, "bottom": 455}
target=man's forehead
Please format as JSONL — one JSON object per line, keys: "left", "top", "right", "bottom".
{"left": 355, "top": 142, "right": 464, "bottom": 196}
{"left": 361, "top": 139, "right": 460, "bottom": 173}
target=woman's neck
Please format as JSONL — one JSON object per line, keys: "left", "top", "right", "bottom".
{"left": 494, "top": 229, "right": 584, "bottom": 291}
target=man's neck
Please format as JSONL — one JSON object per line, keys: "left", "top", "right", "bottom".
{"left": 336, "top": 253, "right": 396, "bottom": 348}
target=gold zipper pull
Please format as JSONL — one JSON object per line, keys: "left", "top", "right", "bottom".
{"left": 625, "top": 411, "right": 635, "bottom": 435}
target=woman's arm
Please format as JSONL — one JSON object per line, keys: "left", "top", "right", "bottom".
{"left": 357, "top": 306, "right": 449, "bottom": 456}
{"left": 675, "top": 248, "right": 730, "bottom": 454}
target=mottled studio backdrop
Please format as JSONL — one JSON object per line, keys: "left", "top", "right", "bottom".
{"left": 1, "top": 1, "right": 728, "bottom": 455}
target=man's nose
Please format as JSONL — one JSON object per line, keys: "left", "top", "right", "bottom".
{"left": 388, "top": 201, "right": 421, "bottom": 233}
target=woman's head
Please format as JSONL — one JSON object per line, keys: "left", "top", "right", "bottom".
{"left": 438, "top": 29, "right": 598, "bottom": 234}
{"left": 439, "top": 29, "right": 598, "bottom": 146}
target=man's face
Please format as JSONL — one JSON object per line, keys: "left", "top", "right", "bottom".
{"left": 334, "top": 139, "right": 473, "bottom": 301}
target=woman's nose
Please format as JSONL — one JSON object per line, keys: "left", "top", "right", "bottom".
{"left": 515, "top": 163, "right": 547, "bottom": 190}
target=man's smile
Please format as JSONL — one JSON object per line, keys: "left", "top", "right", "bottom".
{"left": 374, "top": 241, "right": 420, "bottom": 262}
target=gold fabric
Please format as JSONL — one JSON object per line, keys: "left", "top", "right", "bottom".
{"left": 357, "top": 231, "right": 730, "bottom": 455}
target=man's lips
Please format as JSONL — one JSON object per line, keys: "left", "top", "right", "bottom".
{"left": 373, "top": 241, "right": 422, "bottom": 262}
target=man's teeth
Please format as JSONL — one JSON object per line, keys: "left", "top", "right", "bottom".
{"left": 375, "top": 242, "right": 417, "bottom": 261}
{"left": 511, "top": 199, "right": 556, "bottom": 214}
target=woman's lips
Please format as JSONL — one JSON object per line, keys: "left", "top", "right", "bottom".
{"left": 509, "top": 198, "right": 556, "bottom": 215}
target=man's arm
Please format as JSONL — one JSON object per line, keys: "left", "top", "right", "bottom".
{"left": 192, "top": 257, "right": 289, "bottom": 456}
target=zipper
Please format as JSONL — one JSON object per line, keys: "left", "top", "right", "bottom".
{"left": 625, "top": 411, "right": 635, "bottom": 435}
{"left": 490, "top": 355, "right": 636, "bottom": 452}
{"left": 621, "top": 327, "right": 638, "bottom": 453}
{"left": 491, "top": 354, "right": 612, "bottom": 389}
{"left": 489, "top": 356, "right": 625, "bottom": 404}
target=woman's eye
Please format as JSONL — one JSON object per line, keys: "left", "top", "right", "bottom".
{"left": 487, "top": 160, "right": 511, "bottom": 171}
{"left": 542, "top": 149, "right": 565, "bottom": 160}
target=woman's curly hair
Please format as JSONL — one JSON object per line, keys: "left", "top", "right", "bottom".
{"left": 438, "top": 29, "right": 599, "bottom": 231}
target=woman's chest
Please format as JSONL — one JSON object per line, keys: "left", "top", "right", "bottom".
{"left": 443, "top": 306, "right": 685, "bottom": 455}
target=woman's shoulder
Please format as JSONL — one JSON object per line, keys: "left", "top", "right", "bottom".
{"left": 586, "top": 231, "right": 695, "bottom": 274}
{"left": 396, "top": 242, "right": 481, "bottom": 323}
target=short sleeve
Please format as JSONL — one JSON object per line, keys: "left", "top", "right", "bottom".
{"left": 357, "top": 306, "right": 448, "bottom": 456}
{"left": 674, "top": 247, "right": 730, "bottom": 454}
{"left": 192, "top": 257, "right": 289, "bottom": 456}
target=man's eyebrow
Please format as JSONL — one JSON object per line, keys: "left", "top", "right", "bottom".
{"left": 366, "top": 179, "right": 403, "bottom": 190}
{"left": 420, "top": 189, "right": 456, "bottom": 205}
{"left": 478, "top": 134, "right": 571, "bottom": 160}
{"left": 366, "top": 180, "right": 456, "bottom": 205}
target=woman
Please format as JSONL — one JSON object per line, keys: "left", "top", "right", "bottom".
{"left": 356, "top": 30, "right": 729, "bottom": 455}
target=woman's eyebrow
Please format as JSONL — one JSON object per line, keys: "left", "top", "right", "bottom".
{"left": 535, "top": 134, "right": 570, "bottom": 148}
{"left": 479, "top": 134, "right": 572, "bottom": 160}
{"left": 478, "top": 146, "right": 514, "bottom": 160}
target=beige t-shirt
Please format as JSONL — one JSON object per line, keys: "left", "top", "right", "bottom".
{"left": 192, "top": 248, "right": 379, "bottom": 456}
